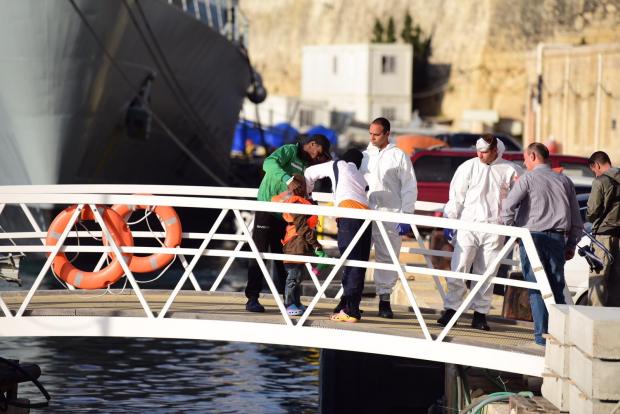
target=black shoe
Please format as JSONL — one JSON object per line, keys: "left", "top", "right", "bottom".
{"left": 245, "top": 298, "right": 265, "bottom": 313}
{"left": 437, "top": 309, "right": 457, "bottom": 326}
{"left": 471, "top": 311, "right": 490, "bottom": 331}
{"left": 378, "top": 300, "right": 393, "bottom": 319}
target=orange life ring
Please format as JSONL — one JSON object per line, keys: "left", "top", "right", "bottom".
{"left": 46, "top": 205, "right": 134, "bottom": 289}
{"left": 112, "top": 204, "right": 182, "bottom": 273}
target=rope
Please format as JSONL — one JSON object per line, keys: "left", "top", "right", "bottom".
{"left": 66, "top": 0, "right": 231, "bottom": 186}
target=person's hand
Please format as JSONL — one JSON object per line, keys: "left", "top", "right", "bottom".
{"left": 443, "top": 228, "right": 456, "bottom": 244}
{"left": 313, "top": 249, "right": 329, "bottom": 271}
{"left": 565, "top": 246, "right": 576, "bottom": 261}
{"left": 397, "top": 223, "right": 413, "bottom": 236}
{"left": 584, "top": 222, "right": 593, "bottom": 234}
{"left": 314, "top": 249, "right": 327, "bottom": 258}
{"left": 288, "top": 174, "right": 306, "bottom": 196}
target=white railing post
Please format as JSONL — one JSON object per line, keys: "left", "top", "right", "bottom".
{"left": 210, "top": 215, "right": 253, "bottom": 291}
{"left": 375, "top": 221, "right": 432, "bottom": 341}
{"left": 296, "top": 219, "right": 371, "bottom": 327}
{"left": 519, "top": 233, "right": 555, "bottom": 307}
{"left": 233, "top": 209, "right": 293, "bottom": 326}
{"left": 435, "top": 236, "right": 518, "bottom": 342}
{"left": 89, "top": 204, "right": 154, "bottom": 318}
{"left": 158, "top": 209, "right": 229, "bottom": 319}
{"left": 16, "top": 204, "right": 84, "bottom": 317}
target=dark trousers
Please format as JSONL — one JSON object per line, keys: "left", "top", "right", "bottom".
{"left": 245, "top": 211, "right": 287, "bottom": 299}
{"left": 284, "top": 263, "right": 303, "bottom": 307}
{"left": 519, "top": 231, "right": 567, "bottom": 345}
{"left": 337, "top": 217, "right": 372, "bottom": 307}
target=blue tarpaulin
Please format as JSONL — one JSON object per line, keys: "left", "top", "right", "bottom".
{"left": 265, "top": 122, "right": 299, "bottom": 148}
{"left": 305, "top": 125, "right": 338, "bottom": 146}
{"left": 232, "top": 120, "right": 264, "bottom": 152}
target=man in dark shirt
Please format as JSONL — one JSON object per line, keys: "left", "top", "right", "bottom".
{"left": 501, "top": 143, "right": 582, "bottom": 346}
{"left": 586, "top": 151, "right": 620, "bottom": 306}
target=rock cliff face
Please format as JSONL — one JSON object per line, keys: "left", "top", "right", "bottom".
{"left": 240, "top": 0, "right": 620, "bottom": 123}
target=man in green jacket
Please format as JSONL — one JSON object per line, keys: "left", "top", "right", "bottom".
{"left": 587, "top": 151, "right": 620, "bottom": 306}
{"left": 245, "top": 134, "right": 331, "bottom": 312}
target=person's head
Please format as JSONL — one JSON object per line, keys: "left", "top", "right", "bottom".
{"left": 588, "top": 151, "right": 612, "bottom": 177}
{"left": 476, "top": 133, "right": 499, "bottom": 165}
{"left": 299, "top": 134, "right": 331, "bottom": 165}
{"left": 523, "top": 142, "right": 549, "bottom": 171}
{"left": 369, "top": 117, "right": 390, "bottom": 149}
{"left": 340, "top": 149, "right": 364, "bottom": 169}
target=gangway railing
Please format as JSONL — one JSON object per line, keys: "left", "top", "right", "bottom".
{"left": 0, "top": 185, "right": 554, "bottom": 375}
{"left": 0, "top": 185, "right": 553, "bottom": 336}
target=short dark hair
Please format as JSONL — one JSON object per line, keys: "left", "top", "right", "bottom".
{"left": 480, "top": 133, "right": 498, "bottom": 150}
{"left": 527, "top": 142, "right": 549, "bottom": 160}
{"left": 301, "top": 133, "right": 331, "bottom": 153}
{"left": 339, "top": 149, "right": 363, "bottom": 169}
{"left": 371, "top": 117, "right": 390, "bottom": 133}
{"left": 588, "top": 151, "right": 611, "bottom": 166}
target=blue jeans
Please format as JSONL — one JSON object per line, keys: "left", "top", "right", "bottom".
{"left": 519, "top": 231, "right": 567, "bottom": 345}
{"left": 337, "top": 217, "right": 372, "bottom": 307}
{"left": 284, "top": 264, "right": 303, "bottom": 307}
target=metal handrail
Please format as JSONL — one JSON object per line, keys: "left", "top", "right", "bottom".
{"left": 0, "top": 186, "right": 552, "bottom": 344}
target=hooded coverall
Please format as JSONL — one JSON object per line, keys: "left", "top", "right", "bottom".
{"left": 443, "top": 151, "right": 521, "bottom": 313}
{"left": 361, "top": 143, "right": 418, "bottom": 296}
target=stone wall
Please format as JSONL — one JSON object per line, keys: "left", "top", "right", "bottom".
{"left": 240, "top": 0, "right": 620, "bottom": 128}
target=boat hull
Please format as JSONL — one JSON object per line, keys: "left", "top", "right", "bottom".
{"left": 0, "top": 0, "right": 250, "bottom": 186}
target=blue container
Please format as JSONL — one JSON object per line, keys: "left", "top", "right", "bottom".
{"left": 306, "top": 125, "right": 338, "bottom": 146}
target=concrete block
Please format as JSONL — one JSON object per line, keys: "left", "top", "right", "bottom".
{"left": 544, "top": 337, "right": 570, "bottom": 378}
{"left": 541, "top": 371, "right": 570, "bottom": 412}
{"left": 548, "top": 304, "right": 570, "bottom": 344}
{"left": 569, "top": 383, "right": 618, "bottom": 414}
{"left": 570, "top": 345, "right": 620, "bottom": 400}
{"left": 568, "top": 306, "right": 620, "bottom": 359}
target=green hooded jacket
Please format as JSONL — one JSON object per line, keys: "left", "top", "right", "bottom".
{"left": 586, "top": 167, "right": 620, "bottom": 235}
{"left": 257, "top": 144, "right": 308, "bottom": 202}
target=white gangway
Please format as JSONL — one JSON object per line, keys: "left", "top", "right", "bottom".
{"left": 0, "top": 185, "right": 554, "bottom": 377}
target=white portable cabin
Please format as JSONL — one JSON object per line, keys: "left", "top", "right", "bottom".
{"left": 301, "top": 43, "right": 413, "bottom": 123}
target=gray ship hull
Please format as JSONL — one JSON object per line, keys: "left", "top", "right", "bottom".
{"left": 0, "top": 0, "right": 251, "bottom": 186}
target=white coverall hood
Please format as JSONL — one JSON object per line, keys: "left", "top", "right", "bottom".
{"left": 361, "top": 143, "right": 418, "bottom": 213}
{"left": 443, "top": 155, "right": 521, "bottom": 224}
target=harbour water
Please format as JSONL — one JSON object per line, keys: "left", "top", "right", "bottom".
{"left": 3, "top": 337, "right": 319, "bottom": 413}
{"left": 1, "top": 254, "right": 320, "bottom": 413}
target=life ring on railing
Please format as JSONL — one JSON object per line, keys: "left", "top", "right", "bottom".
{"left": 111, "top": 203, "right": 182, "bottom": 273}
{"left": 45, "top": 205, "right": 134, "bottom": 289}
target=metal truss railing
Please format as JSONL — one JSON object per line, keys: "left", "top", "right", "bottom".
{"left": 0, "top": 185, "right": 553, "bottom": 344}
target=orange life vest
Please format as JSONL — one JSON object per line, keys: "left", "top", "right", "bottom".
{"left": 271, "top": 191, "right": 318, "bottom": 245}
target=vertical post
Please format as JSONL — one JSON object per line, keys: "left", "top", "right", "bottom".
{"left": 16, "top": 204, "right": 84, "bottom": 317}
{"left": 90, "top": 205, "right": 154, "bottom": 318}
{"left": 594, "top": 53, "right": 603, "bottom": 149}
{"left": 158, "top": 209, "right": 228, "bottom": 319}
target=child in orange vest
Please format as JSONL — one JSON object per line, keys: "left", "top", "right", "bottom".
{"left": 272, "top": 190, "right": 326, "bottom": 316}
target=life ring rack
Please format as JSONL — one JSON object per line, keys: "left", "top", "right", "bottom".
{"left": 45, "top": 205, "right": 134, "bottom": 290}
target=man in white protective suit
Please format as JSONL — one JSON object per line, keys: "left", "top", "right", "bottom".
{"left": 437, "top": 134, "right": 521, "bottom": 330}
{"left": 361, "top": 117, "right": 418, "bottom": 319}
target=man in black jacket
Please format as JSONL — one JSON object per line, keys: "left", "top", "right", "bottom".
{"left": 587, "top": 151, "right": 620, "bottom": 306}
